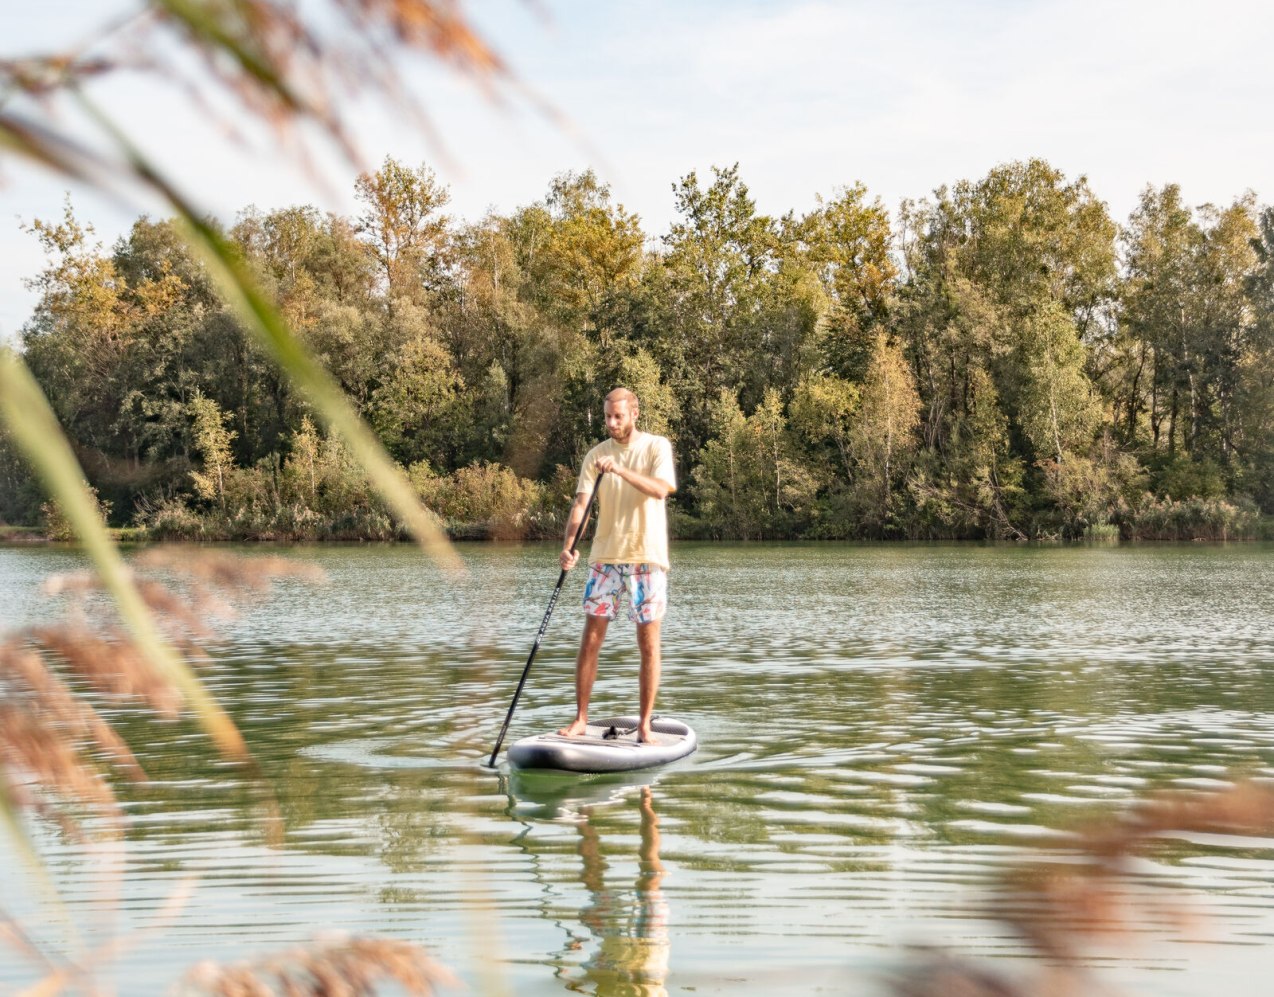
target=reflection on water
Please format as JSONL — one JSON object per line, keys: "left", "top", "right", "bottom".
{"left": 2, "top": 542, "right": 1274, "bottom": 995}
{"left": 507, "top": 778, "right": 670, "bottom": 996}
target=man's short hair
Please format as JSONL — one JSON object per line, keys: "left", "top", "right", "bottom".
{"left": 605, "top": 387, "right": 639, "bottom": 408}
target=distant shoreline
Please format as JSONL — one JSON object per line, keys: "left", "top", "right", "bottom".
{"left": 4, "top": 525, "right": 1271, "bottom": 545}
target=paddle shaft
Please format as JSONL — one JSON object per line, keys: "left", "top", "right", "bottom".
{"left": 486, "top": 472, "right": 603, "bottom": 767}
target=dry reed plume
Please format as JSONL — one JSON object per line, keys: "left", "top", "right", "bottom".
{"left": 1, "top": 548, "right": 325, "bottom": 836}
{"left": 889, "top": 780, "right": 1274, "bottom": 996}
{"left": 0, "top": 0, "right": 515, "bottom": 177}
{"left": 4, "top": 3, "right": 493, "bottom": 988}
{"left": 4, "top": 548, "right": 462, "bottom": 995}
{"left": 179, "top": 935, "right": 461, "bottom": 996}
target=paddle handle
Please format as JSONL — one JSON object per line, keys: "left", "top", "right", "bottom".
{"left": 485, "top": 472, "right": 603, "bottom": 768}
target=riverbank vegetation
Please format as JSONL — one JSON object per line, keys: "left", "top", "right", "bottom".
{"left": 4, "top": 159, "right": 1272, "bottom": 540}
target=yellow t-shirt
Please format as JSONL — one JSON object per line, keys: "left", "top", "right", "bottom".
{"left": 577, "top": 432, "right": 677, "bottom": 570}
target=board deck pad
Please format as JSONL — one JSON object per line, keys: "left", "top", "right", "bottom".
{"left": 507, "top": 715, "right": 697, "bottom": 773}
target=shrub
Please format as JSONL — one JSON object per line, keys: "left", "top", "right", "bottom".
{"left": 1126, "top": 494, "right": 1260, "bottom": 540}
{"left": 417, "top": 462, "right": 543, "bottom": 540}
{"left": 41, "top": 486, "right": 112, "bottom": 541}
{"left": 141, "top": 496, "right": 211, "bottom": 540}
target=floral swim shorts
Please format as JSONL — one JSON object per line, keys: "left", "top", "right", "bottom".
{"left": 582, "top": 563, "right": 668, "bottom": 623}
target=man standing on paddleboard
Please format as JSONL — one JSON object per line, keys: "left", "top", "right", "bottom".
{"left": 558, "top": 387, "right": 676, "bottom": 744}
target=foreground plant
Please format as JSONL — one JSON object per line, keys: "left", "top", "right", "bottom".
{"left": 1, "top": 549, "right": 461, "bottom": 996}
{"left": 179, "top": 934, "right": 461, "bottom": 997}
{"left": 889, "top": 781, "right": 1274, "bottom": 996}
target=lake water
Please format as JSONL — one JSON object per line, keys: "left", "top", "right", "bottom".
{"left": 3, "top": 541, "right": 1274, "bottom": 995}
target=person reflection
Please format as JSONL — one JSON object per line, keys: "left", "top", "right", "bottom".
{"left": 570, "top": 786, "right": 670, "bottom": 996}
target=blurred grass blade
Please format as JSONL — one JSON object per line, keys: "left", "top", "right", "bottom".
{"left": 74, "top": 93, "right": 460, "bottom": 568}
{"left": 151, "top": 0, "right": 310, "bottom": 112}
{"left": 0, "top": 351, "right": 250, "bottom": 761}
{"left": 0, "top": 112, "right": 99, "bottom": 184}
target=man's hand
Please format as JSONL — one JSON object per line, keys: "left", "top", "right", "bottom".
{"left": 592, "top": 454, "right": 673, "bottom": 500}
{"left": 560, "top": 547, "right": 580, "bottom": 571}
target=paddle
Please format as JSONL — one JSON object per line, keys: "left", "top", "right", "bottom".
{"left": 485, "top": 471, "right": 604, "bottom": 768}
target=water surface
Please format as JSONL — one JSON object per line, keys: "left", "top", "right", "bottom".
{"left": 3, "top": 542, "right": 1274, "bottom": 995}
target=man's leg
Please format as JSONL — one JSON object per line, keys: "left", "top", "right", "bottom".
{"left": 635, "top": 619, "right": 662, "bottom": 742}
{"left": 558, "top": 614, "right": 609, "bottom": 736}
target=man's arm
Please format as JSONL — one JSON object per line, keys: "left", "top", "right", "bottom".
{"left": 594, "top": 455, "right": 675, "bottom": 499}
{"left": 559, "top": 490, "right": 592, "bottom": 571}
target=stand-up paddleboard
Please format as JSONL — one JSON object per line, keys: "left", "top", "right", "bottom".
{"left": 507, "top": 716, "right": 696, "bottom": 773}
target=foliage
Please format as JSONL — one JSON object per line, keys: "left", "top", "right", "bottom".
{"left": 694, "top": 388, "right": 818, "bottom": 539}
{"left": 413, "top": 459, "right": 545, "bottom": 540}
{"left": 188, "top": 391, "right": 238, "bottom": 506}
{"left": 41, "top": 485, "right": 111, "bottom": 542}
{"left": 4, "top": 159, "right": 1273, "bottom": 542}
{"left": 1125, "top": 493, "right": 1260, "bottom": 540}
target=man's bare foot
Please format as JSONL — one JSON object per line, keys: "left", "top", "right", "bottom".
{"left": 637, "top": 724, "right": 655, "bottom": 743}
{"left": 557, "top": 719, "right": 588, "bottom": 737}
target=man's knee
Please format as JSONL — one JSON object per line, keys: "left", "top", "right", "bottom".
{"left": 636, "top": 619, "right": 661, "bottom": 648}
{"left": 583, "top": 616, "right": 610, "bottom": 642}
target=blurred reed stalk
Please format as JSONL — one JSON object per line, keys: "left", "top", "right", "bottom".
{"left": 0, "top": 6, "right": 532, "bottom": 992}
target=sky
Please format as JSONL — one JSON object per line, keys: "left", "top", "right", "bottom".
{"left": 2, "top": 0, "right": 1272, "bottom": 339}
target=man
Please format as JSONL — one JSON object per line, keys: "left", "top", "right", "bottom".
{"left": 558, "top": 387, "right": 676, "bottom": 743}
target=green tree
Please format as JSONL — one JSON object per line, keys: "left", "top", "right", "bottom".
{"left": 354, "top": 157, "right": 453, "bottom": 301}
{"left": 893, "top": 160, "right": 1118, "bottom": 533}
{"left": 529, "top": 169, "right": 645, "bottom": 343}
{"left": 846, "top": 335, "right": 921, "bottom": 534}
{"left": 188, "top": 392, "right": 238, "bottom": 508}
{"left": 947, "top": 159, "right": 1117, "bottom": 331}
{"left": 505, "top": 171, "right": 648, "bottom": 469}
{"left": 1120, "top": 185, "right": 1206, "bottom": 456}
{"left": 693, "top": 388, "right": 817, "bottom": 538}
{"left": 369, "top": 329, "right": 464, "bottom": 467}
{"left": 1238, "top": 207, "right": 1274, "bottom": 509}
{"left": 791, "top": 183, "right": 896, "bottom": 380}
{"left": 656, "top": 165, "right": 797, "bottom": 460}
{"left": 1006, "top": 300, "right": 1101, "bottom": 463}
{"left": 1119, "top": 187, "right": 1259, "bottom": 476}
{"left": 907, "top": 367, "right": 1026, "bottom": 539}
{"left": 20, "top": 203, "right": 138, "bottom": 456}
{"left": 446, "top": 213, "right": 561, "bottom": 475}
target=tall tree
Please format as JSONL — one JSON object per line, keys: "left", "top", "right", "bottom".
{"left": 1120, "top": 187, "right": 1258, "bottom": 473}
{"left": 845, "top": 335, "right": 921, "bottom": 534}
{"left": 895, "top": 161, "right": 1115, "bottom": 505}
{"left": 656, "top": 164, "right": 796, "bottom": 460}
{"left": 791, "top": 183, "right": 896, "bottom": 381}
{"left": 1237, "top": 207, "right": 1274, "bottom": 509}
{"left": 354, "top": 157, "right": 453, "bottom": 301}
{"left": 693, "top": 388, "right": 816, "bottom": 539}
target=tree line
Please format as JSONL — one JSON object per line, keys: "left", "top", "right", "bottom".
{"left": 2, "top": 157, "right": 1271, "bottom": 541}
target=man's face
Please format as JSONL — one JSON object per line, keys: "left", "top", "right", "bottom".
{"left": 604, "top": 399, "right": 637, "bottom": 442}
